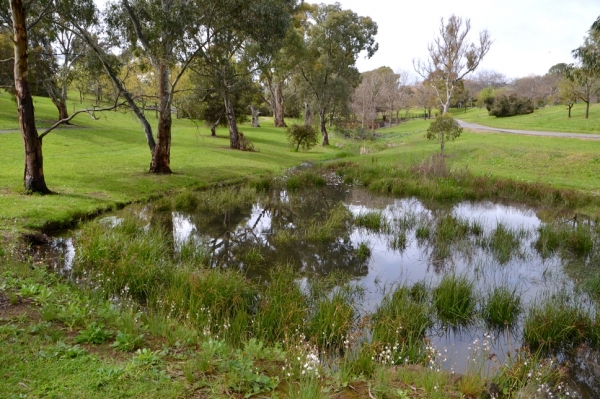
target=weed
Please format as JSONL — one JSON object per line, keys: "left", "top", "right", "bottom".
{"left": 111, "top": 331, "right": 144, "bottom": 352}
{"left": 433, "top": 274, "right": 476, "bottom": 326}
{"left": 435, "top": 215, "right": 469, "bottom": 242}
{"left": 132, "top": 348, "right": 165, "bottom": 368}
{"left": 416, "top": 225, "right": 431, "bottom": 240}
{"left": 488, "top": 223, "right": 521, "bottom": 264}
{"left": 75, "top": 322, "right": 113, "bottom": 344}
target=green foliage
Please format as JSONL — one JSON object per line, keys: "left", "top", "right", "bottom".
{"left": 111, "top": 331, "right": 144, "bottom": 352}
{"left": 488, "top": 93, "right": 534, "bottom": 117}
{"left": 74, "top": 322, "right": 113, "bottom": 344}
{"left": 287, "top": 124, "right": 319, "bottom": 151}
{"left": 425, "top": 114, "right": 462, "bottom": 155}
{"left": 354, "top": 211, "right": 384, "bottom": 231}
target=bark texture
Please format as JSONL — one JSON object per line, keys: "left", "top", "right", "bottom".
{"left": 318, "top": 108, "right": 329, "bottom": 146}
{"left": 224, "top": 93, "right": 240, "bottom": 149}
{"left": 11, "top": 0, "right": 50, "bottom": 194}
{"left": 150, "top": 63, "right": 172, "bottom": 173}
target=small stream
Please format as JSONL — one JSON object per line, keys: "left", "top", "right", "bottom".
{"left": 34, "top": 182, "right": 600, "bottom": 397}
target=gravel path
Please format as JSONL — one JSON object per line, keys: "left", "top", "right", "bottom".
{"left": 456, "top": 119, "right": 600, "bottom": 140}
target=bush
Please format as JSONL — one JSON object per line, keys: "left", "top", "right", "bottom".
{"left": 286, "top": 124, "right": 319, "bottom": 151}
{"left": 488, "top": 94, "right": 534, "bottom": 117}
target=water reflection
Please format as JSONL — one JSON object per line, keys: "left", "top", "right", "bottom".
{"left": 34, "top": 184, "right": 600, "bottom": 397}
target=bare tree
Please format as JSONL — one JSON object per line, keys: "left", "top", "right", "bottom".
{"left": 414, "top": 15, "right": 492, "bottom": 114}
{"left": 350, "top": 71, "right": 380, "bottom": 129}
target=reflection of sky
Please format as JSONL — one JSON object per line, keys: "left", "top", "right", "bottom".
{"left": 43, "top": 188, "right": 593, "bottom": 393}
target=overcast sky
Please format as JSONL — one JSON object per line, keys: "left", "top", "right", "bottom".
{"left": 319, "top": 0, "right": 598, "bottom": 79}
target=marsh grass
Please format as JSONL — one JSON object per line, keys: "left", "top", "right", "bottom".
{"left": 433, "top": 274, "right": 477, "bottom": 326}
{"left": 354, "top": 211, "right": 385, "bottom": 231}
{"left": 523, "top": 293, "right": 591, "bottom": 350}
{"left": 308, "top": 281, "right": 360, "bottom": 351}
{"left": 285, "top": 170, "right": 327, "bottom": 192}
{"left": 371, "top": 283, "right": 432, "bottom": 364}
{"left": 487, "top": 223, "right": 523, "bottom": 264}
{"left": 356, "top": 242, "right": 372, "bottom": 262}
{"left": 482, "top": 285, "right": 521, "bottom": 327}
{"left": 535, "top": 222, "right": 596, "bottom": 259}
{"left": 252, "top": 265, "right": 308, "bottom": 344}
{"left": 303, "top": 202, "right": 352, "bottom": 242}
{"left": 435, "top": 215, "right": 470, "bottom": 242}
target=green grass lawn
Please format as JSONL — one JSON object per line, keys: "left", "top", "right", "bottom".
{"left": 0, "top": 92, "right": 343, "bottom": 236}
{"left": 3, "top": 90, "right": 600, "bottom": 238}
{"left": 448, "top": 103, "right": 600, "bottom": 134}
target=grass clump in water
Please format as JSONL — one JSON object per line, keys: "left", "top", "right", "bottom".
{"left": 285, "top": 170, "right": 326, "bottom": 191}
{"left": 371, "top": 283, "right": 431, "bottom": 364}
{"left": 488, "top": 223, "right": 522, "bottom": 264}
{"left": 523, "top": 293, "right": 591, "bottom": 350}
{"left": 435, "top": 215, "right": 470, "bottom": 242}
{"left": 355, "top": 242, "right": 371, "bottom": 262}
{"left": 354, "top": 211, "right": 385, "bottom": 232}
{"left": 433, "top": 274, "right": 476, "bottom": 326}
{"left": 304, "top": 202, "right": 352, "bottom": 242}
{"left": 482, "top": 285, "right": 521, "bottom": 327}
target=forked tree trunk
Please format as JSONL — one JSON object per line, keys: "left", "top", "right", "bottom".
{"left": 11, "top": 0, "right": 50, "bottom": 194}
{"left": 210, "top": 118, "right": 220, "bottom": 136}
{"left": 249, "top": 105, "right": 260, "bottom": 127}
{"left": 304, "top": 102, "right": 312, "bottom": 127}
{"left": 45, "top": 83, "right": 70, "bottom": 122}
{"left": 224, "top": 93, "right": 240, "bottom": 149}
{"left": 318, "top": 108, "right": 329, "bottom": 146}
{"left": 150, "top": 62, "right": 172, "bottom": 173}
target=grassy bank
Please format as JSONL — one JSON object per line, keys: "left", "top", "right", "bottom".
{"left": 449, "top": 103, "right": 600, "bottom": 134}
{"left": 0, "top": 92, "right": 341, "bottom": 237}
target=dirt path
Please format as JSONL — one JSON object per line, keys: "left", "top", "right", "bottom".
{"left": 456, "top": 119, "right": 600, "bottom": 140}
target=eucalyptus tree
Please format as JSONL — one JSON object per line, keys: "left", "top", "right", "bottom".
{"left": 570, "top": 24, "right": 600, "bottom": 119}
{"left": 414, "top": 15, "right": 492, "bottom": 114}
{"left": 189, "top": 0, "right": 297, "bottom": 149}
{"left": 296, "top": 3, "right": 378, "bottom": 146}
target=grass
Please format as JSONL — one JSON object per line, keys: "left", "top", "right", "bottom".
{"left": 449, "top": 103, "right": 600, "bottom": 134}
{"left": 523, "top": 292, "right": 591, "bottom": 350}
{"left": 482, "top": 285, "right": 521, "bottom": 327}
{"left": 0, "top": 91, "right": 342, "bottom": 237}
{"left": 433, "top": 274, "right": 477, "bottom": 326}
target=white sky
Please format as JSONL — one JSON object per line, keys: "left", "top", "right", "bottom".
{"left": 93, "top": 0, "right": 598, "bottom": 80}
{"left": 320, "top": 0, "right": 598, "bottom": 79}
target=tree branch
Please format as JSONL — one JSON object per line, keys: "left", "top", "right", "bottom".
{"left": 39, "top": 101, "right": 128, "bottom": 140}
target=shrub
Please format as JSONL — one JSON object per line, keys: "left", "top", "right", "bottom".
{"left": 425, "top": 114, "right": 462, "bottom": 155}
{"left": 286, "top": 124, "right": 319, "bottom": 151}
{"left": 488, "top": 94, "right": 534, "bottom": 117}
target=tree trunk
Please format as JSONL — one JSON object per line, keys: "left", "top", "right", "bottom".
{"left": 150, "top": 62, "right": 172, "bottom": 173}
{"left": 585, "top": 100, "right": 590, "bottom": 119}
{"left": 45, "top": 83, "right": 70, "bottom": 122}
{"left": 224, "top": 93, "right": 240, "bottom": 149}
{"left": 75, "top": 25, "right": 156, "bottom": 154}
{"left": 304, "top": 102, "right": 312, "bottom": 127}
{"left": 249, "top": 105, "right": 261, "bottom": 127}
{"left": 11, "top": 0, "right": 50, "bottom": 194}
{"left": 270, "top": 82, "right": 286, "bottom": 127}
{"left": 318, "top": 108, "right": 329, "bottom": 146}
{"left": 210, "top": 118, "right": 220, "bottom": 136}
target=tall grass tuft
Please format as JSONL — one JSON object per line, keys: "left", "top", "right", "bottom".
{"left": 435, "top": 214, "right": 470, "bottom": 242}
{"left": 433, "top": 274, "right": 476, "bottom": 326}
{"left": 488, "top": 223, "right": 521, "bottom": 264}
{"left": 303, "top": 202, "right": 352, "bottom": 242}
{"left": 534, "top": 224, "right": 561, "bottom": 258}
{"left": 371, "top": 283, "right": 431, "bottom": 364}
{"left": 523, "top": 293, "right": 591, "bottom": 350}
{"left": 285, "top": 170, "right": 326, "bottom": 191}
{"left": 252, "top": 265, "right": 308, "bottom": 344}
{"left": 482, "top": 285, "right": 521, "bottom": 327}
{"left": 354, "top": 211, "right": 385, "bottom": 232}
{"left": 307, "top": 281, "right": 360, "bottom": 351}
{"left": 74, "top": 217, "right": 173, "bottom": 301}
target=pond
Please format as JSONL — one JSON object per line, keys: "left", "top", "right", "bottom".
{"left": 36, "top": 176, "right": 600, "bottom": 397}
